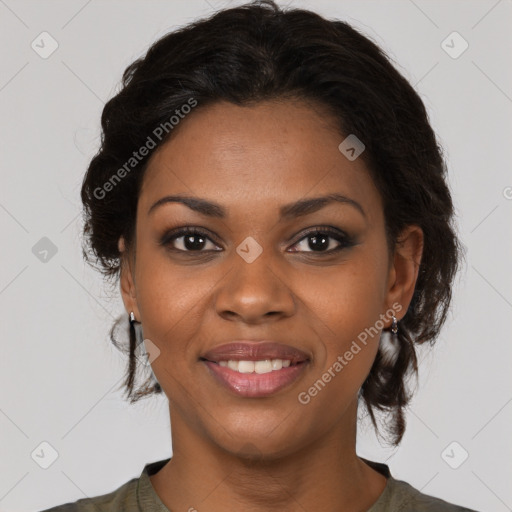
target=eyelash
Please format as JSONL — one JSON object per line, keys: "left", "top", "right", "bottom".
{"left": 160, "top": 226, "right": 356, "bottom": 255}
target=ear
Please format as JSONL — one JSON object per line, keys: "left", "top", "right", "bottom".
{"left": 118, "top": 236, "right": 140, "bottom": 320}
{"left": 384, "top": 225, "right": 424, "bottom": 323}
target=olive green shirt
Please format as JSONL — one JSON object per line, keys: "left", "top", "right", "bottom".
{"left": 40, "top": 458, "right": 477, "bottom": 511}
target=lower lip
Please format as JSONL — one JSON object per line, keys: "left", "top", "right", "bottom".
{"left": 202, "top": 360, "right": 309, "bottom": 398}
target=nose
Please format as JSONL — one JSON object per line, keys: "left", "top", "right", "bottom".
{"left": 213, "top": 245, "right": 296, "bottom": 324}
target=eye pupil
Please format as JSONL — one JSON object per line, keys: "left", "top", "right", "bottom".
{"left": 309, "top": 234, "right": 330, "bottom": 251}
{"left": 184, "top": 234, "right": 206, "bottom": 251}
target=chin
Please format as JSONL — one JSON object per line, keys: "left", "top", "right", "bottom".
{"left": 214, "top": 428, "right": 304, "bottom": 462}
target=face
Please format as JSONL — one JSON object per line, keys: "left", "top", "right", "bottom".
{"left": 120, "top": 99, "right": 422, "bottom": 459}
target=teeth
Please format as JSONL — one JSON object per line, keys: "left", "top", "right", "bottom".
{"left": 217, "top": 359, "right": 294, "bottom": 373}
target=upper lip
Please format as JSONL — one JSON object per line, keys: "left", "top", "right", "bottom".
{"left": 200, "top": 341, "right": 310, "bottom": 364}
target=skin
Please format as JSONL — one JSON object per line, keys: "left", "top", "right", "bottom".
{"left": 119, "top": 99, "right": 423, "bottom": 512}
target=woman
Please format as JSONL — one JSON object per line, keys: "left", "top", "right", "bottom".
{"left": 42, "top": 1, "right": 476, "bottom": 510}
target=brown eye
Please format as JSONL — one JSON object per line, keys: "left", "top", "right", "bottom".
{"left": 289, "top": 227, "right": 355, "bottom": 254}
{"left": 161, "top": 227, "right": 221, "bottom": 252}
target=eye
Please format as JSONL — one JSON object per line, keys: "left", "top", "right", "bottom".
{"left": 161, "top": 227, "right": 221, "bottom": 252}
{"left": 160, "top": 226, "right": 356, "bottom": 255}
{"left": 288, "top": 227, "right": 355, "bottom": 254}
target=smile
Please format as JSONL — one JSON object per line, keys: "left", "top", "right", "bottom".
{"left": 201, "top": 359, "right": 309, "bottom": 397}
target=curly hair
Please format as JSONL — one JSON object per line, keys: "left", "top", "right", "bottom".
{"left": 80, "top": 0, "right": 464, "bottom": 446}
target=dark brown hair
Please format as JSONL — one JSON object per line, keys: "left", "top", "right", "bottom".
{"left": 80, "top": 0, "right": 464, "bottom": 446}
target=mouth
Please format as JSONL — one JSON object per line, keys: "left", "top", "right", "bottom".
{"left": 199, "top": 341, "right": 310, "bottom": 397}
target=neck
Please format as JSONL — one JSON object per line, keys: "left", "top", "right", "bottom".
{"left": 150, "top": 399, "right": 387, "bottom": 512}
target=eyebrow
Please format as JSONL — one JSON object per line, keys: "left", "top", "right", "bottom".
{"left": 147, "top": 193, "right": 366, "bottom": 219}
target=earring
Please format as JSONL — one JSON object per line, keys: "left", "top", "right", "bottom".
{"left": 128, "top": 313, "right": 161, "bottom": 389}
{"left": 129, "top": 311, "right": 151, "bottom": 368}
{"left": 391, "top": 315, "right": 398, "bottom": 335}
{"left": 129, "top": 312, "right": 144, "bottom": 346}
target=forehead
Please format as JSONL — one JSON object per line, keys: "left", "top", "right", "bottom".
{"left": 140, "top": 99, "right": 382, "bottom": 225}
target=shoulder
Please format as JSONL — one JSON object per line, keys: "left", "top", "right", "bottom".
{"left": 382, "top": 477, "right": 478, "bottom": 512}
{"left": 37, "top": 476, "right": 139, "bottom": 512}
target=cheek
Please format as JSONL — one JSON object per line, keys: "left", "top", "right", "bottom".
{"left": 134, "top": 250, "right": 209, "bottom": 359}
{"left": 134, "top": 269, "right": 207, "bottom": 396}
{"left": 300, "top": 257, "right": 386, "bottom": 337}
{"left": 295, "top": 254, "right": 387, "bottom": 383}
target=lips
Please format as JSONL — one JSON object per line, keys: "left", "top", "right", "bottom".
{"left": 200, "top": 341, "right": 310, "bottom": 365}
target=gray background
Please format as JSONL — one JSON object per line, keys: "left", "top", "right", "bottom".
{"left": 1, "top": 0, "right": 511, "bottom": 510}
